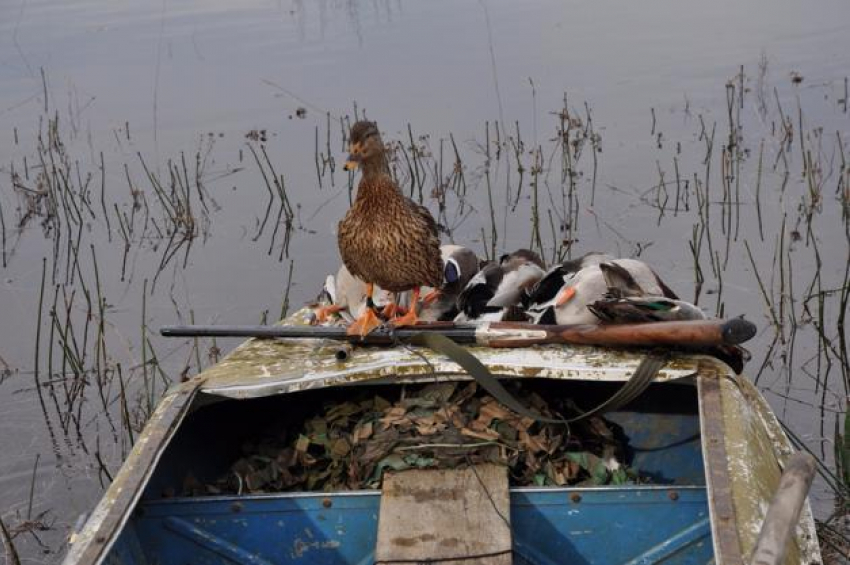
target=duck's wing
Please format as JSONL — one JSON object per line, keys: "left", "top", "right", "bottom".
{"left": 599, "top": 261, "right": 645, "bottom": 298}
{"left": 401, "top": 197, "right": 444, "bottom": 288}
{"left": 457, "top": 263, "right": 503, "bottom": 318}
{"left": 649, "top": 268, "right": 680, "bottom": 299}
{"left": 587, "top": 297, "right": 668, "bottom": 323}
{"left": 587, "top": 296, "right": 705, "bottom": 323}
{"left": 561, "top": 251, "right": 613, "bottom": 272}
{"left": 405, "top": 198, "right": 440, "bottom": 239}
{"left": 526, "top": 264, "right": 567, "bottom": 307}
{"left": 489, "top": 263, "right": 545, "bottom": 308}
{"left": 526, "top": 252, "right": 612, "bottom": 307}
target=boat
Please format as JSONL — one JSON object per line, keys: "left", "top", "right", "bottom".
{"left": 62, "top": 308, "right": 823, "bottom": 565}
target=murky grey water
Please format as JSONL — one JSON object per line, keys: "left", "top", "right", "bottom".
{"left": 1, "top": 0, "right": 848, "bottom": 561}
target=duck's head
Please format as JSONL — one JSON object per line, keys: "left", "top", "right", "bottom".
{"left": 441, "top": 245, "right": 480, "bottom": 295}
{"left": 498, "top": 248, "right": 545, "bottom": 271}
{"left": 344, "top": 121, "right": 384, "bottom": 172}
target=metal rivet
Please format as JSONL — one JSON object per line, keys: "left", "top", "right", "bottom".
{"left": 570, "top": 493, "right": 582, "bottom": 503}
{"left": 668, "top": 490, "right": 679, "bottom": 501}
{"left": 335, "top": 345, "right": 352, "bottom": 361}
{"left": 323, "top": 498, "right": 333, "bottom": 508}
{"left": 231, "top": 501, "right": 243, "bottom": 513}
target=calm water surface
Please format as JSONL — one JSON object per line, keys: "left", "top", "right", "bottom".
{"left": 1, "top": 0, "right": 849, "bottom": 561}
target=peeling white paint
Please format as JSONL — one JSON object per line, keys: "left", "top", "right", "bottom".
{"left": 196, "top": 309, "right": 703, "bottom": 398}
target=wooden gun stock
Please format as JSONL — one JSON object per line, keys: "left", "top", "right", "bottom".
{"left": 485, "top": 318, "right": 755, "bottom": 348}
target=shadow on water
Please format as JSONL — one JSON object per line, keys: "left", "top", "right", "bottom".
{"left": 0, "top": 0, "right": 849, "bottom": 561}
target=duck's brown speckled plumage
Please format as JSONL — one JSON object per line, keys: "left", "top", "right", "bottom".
{"left": 338, "top": 123, "right": 442, "bottom": 293}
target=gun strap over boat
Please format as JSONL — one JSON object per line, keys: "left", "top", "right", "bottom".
{"left": 410, "top": 332, "right": 669, "bottom": 424}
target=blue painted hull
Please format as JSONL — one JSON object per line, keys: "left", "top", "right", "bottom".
{"left": 113, "top": 488, "right": 711, "bottom": 565}
{"left": 97, "top": 381, "right": 714, "bottom": 564}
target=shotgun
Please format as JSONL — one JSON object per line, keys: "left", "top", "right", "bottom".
{"left": 161, "top": 318, "right": 756, "bottom": 348}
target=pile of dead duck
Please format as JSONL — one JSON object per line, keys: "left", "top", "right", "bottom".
{"left": 316, "top": 247, "right": 708, "bottom": 330}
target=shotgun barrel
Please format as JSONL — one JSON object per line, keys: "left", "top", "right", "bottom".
{"left": 161, "top": 317, "right": 756, "bottom": 348}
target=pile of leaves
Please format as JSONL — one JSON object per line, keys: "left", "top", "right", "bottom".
{"left": 190, "top": 382, "right": 638, "bottom": 495}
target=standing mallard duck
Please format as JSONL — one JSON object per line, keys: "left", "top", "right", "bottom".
{"left": 338, "top": 121, "right": 442, "bottom": 335}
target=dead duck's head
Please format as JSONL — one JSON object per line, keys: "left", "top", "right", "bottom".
{"left": 344, "top": 121, "right": 385, "bottom": 172}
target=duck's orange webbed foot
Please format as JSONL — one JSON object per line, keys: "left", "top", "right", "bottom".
{"left": 347, "top": 307, "right": 382, "bottom": 337}
{"left": 314, "top": 304, "right": 344, "bottom": 323}
{"left": 388, "top": 308, "right": 420, "bottom": 328}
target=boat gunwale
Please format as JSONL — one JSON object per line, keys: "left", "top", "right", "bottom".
{"left": 138, "top": 484, "right": 712, "bottom": 508}
{"left": 699, "top": 372, "right": 744, "bottom": 564}
{"left": 62, "top": 381, "right": 202, "bottom": 565}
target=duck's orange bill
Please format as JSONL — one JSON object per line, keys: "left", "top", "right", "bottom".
{"left": 343, "top": 156, "right": 359, "bottom": 171}
{"left": 555, "top": 286, "right": 576, "bottom": 307}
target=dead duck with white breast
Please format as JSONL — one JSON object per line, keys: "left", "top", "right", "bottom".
{"left": 455, "top": 249, "right": 546, "bottom": 322}
{"left": 315, "top": 265, "right": 407, "bottom": 324}
{"left": 523, "top": 252, "right": 613, "bottom": 323}
{"left": 419, "top": 245, "right": 481, "bottom": 322}
{"left": 526, "top": 255, "right": 705, "bottom": 325}
{"left": 316, "top": 244, "right": 477, "bottom": 325}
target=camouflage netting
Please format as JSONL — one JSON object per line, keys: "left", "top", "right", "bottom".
{"left": 185, "top": 382, "right": 639, "bottom": 495}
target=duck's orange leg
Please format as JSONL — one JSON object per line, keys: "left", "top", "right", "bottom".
{"left": 347, "top": 283, "right": 383, "bottom": 336}
{"left": 381, "top": 302, "right": 407, "bottom": 319}
{"left": 389, "top": 287, "right": 422, "bottom": 327}
{"left": 421, "top": 288, "right": 442, "bottom": 306}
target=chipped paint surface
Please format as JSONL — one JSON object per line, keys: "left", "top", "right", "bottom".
{"left": 714, "top": 374, "right": 822, "bottom": 565}
{"left": 194, "top": 308, "right": 702, "bottom": 398}
{"left": 62, "top": 382, "right": 199, "bottom": 565}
